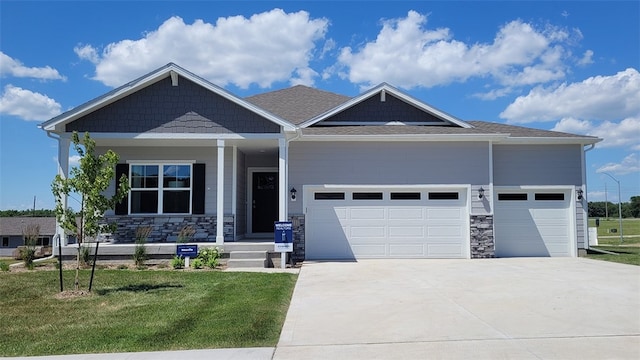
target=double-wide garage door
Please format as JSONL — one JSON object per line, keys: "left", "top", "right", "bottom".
{"left": 305, "top": 187, "right": 468, "bottom": 259}
{"left": 494, "top": 189, "right": 573, "bottom": 257}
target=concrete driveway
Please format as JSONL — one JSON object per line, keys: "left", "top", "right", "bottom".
{"left": 274, "top": 258, "right": 640, "bottom": 359}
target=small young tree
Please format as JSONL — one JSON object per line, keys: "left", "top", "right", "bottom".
{"left": 52, "top": 131, "right": 129, "bottom": 290}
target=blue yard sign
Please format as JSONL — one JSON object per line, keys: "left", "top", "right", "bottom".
{"left": 274, "top": 222, "right": 293, "bottom": 252}
{"left": 176, "top": 244, "right": 198, "bottom": 258}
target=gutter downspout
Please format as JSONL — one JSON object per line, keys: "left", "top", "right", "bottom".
{"left": 46, "top": 131, "right": 68, "bottom": 253}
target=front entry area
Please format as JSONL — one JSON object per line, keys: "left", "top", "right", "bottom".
{"left": 249, "top": 170, "right": 279, "bottom": 234}
{"left": 304, "top": 186, "right": 469, "bottom": 259}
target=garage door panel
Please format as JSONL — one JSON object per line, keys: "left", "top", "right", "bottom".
{"left": 427, "top": 244, "right": 465, "bottom": 257}
{"left": 350, "top": 208, "right": 385, "bottom": 220}
{"left": 389, "top": 226, "right": 425, "bottom": 237}
{"left": 389, "top": 208, "right": 424, "bottom": 220}
{"left": 389, "top": 244, "right": 425, "bottom": 256}
{"left": 428, "top": 208, "right": 463, "bottom": 219}
{"left": 350, "top": 226, "right": 386, "bottom": 238}
{"left": 351, "top": 244, "right": 387, "bottom": 257}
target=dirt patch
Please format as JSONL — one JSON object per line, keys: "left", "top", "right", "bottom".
{"left": 54, "top": 290, "right": 92, "bottom": 299}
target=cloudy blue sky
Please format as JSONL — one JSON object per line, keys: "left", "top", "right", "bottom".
{"left": 1, "top": 1, "right": 638, "bottom": 210}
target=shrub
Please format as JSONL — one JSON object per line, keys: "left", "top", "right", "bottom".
{"left": 133, "top": 225, "right": 151, "bottom": 267}
{"left": 171, "top": 256, "right": 185, "bottom": 269}
{"left": 197, "top": 247, "right": 221, "bottom": 269}
{"left": 191, "top": 258, "right": 204, "bottom": 269}
{"left": 0, "top": 261, "right": 9, "bottom": 272}
{"left": 22, "top": 223, "right": 39, "bottom": 270}
{"left": 177, "top": 225, "right": 195, "bottom": 243}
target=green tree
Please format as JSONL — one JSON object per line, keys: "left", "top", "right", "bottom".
{"left": 51, "top": 132, "right": 129, "bottom": 291}
{"left": 628, "top": 196, "right": 639, "bottom": 218}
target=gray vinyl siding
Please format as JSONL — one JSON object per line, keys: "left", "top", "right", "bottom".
{"left": 325, "top": 93, "right": 447, "bottom": 124}
{"left": 493, "top": 144, "right": 582, "bottom": 186}
{"left": 100, "top": 146, "right": 234, "bottom": 215}
{"left": 67, "top": 76, "right": 280, "bottom": 134}
{"left": 471, "top": 185, "right": 492, "bottom": 215}
{"left": 288, "top": 141, "right": 490, "bottom": 213}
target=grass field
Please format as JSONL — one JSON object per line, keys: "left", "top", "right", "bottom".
{"left": 586, "top": 246, "right": 640, "bottom": 266}
{"left": 588, "top": 218, "right": 640, "bottom": 244}
{"left": 0, "top": 269, "right": 297, "bottom": 357}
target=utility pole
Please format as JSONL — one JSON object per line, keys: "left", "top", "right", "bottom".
{"left": 602, "top": 173, "right": 623, "bottom": 243}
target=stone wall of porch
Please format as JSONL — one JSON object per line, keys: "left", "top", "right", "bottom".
{"left": 104, "top": 215, "right": 235, "bottom": 243}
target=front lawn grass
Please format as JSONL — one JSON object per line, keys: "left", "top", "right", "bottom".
{"left": 586, "top": 246, "right": 640, "bottom": 266}
{"left": 588, "top": 218, "right": 640, "bottom": 244}
{"left": 0, "top": 269, "right": 297, "bottom": 357}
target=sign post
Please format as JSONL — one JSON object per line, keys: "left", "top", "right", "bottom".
{"left": 274, "top": 222, "right": 293, "bottom": 269}
{"left": 176, "top": 244, "right": 198, "bottom": 268}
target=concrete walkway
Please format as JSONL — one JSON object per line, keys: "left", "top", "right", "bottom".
{"left": 274, "top": 258, "right": 640, "bottom": 359}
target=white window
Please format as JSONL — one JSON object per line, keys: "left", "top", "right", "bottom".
{"left": 129, "top": 164, "right": 192, "bottom": 214}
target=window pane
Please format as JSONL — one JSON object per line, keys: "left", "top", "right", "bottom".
{"left": 131, "top": 191, "right": 158, "bottom": 213}
{"left": 498, "top": 193, "right": 528, "bottom": 201}
{"left": 164, "top": 165, "right": 191, "bottom": 188}
{"left": 163, "top": 190, "right": 190, "bottom": 213}
{"left": 353, "top": 192, "right": 383, "bottom": 200}
{"left": 428, "top": 192, "right": 459, "bottom": 200}
{"left": 131, "top": 165, "right": 158, "bottom": 189}
{"left": 535, "top": 193, "right": 564, "bottom": 201}
{"left": 314, "top": 192, "right": 345, "bottom": 200}
{"left": 391, "top": 192, "right": 421, "bottom": 200}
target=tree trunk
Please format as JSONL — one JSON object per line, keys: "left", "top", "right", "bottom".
{"left": 74, "top": 246, "right": 80, "bottom": 290}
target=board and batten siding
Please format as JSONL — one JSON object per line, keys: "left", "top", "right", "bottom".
{"left": 288, "top": 141, "right": 490, "bottom": 214}
{"left": 493, "top": 144, "right": 582, "bottom": 186}
{"left": 99, "top": 146, "right": 234, "bottom": 215}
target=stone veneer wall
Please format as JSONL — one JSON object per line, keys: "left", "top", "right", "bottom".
{"left": 289, "top": 214, "right": 305, "bottom": 263}
{"left": 105, "top": 215, "right": 234, "bottom": 243}
{"left": 470, "top": 215, "right": 494, "bottom": 258}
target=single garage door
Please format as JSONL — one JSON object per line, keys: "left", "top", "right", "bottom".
{"left": 494, "top": 189, "right": 573, "bottom": 257}
{"left": 305, "top": 187, "right": 468, "bottom": 259}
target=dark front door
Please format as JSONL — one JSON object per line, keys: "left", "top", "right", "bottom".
{"left": 252, "top": 172, "right": 278, "bottom": 233}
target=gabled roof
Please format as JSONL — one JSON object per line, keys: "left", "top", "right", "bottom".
{"left": 245, "top": 85, "right": 350, "bottom": 125}
{"left": 299, "top": 83, "right": 472, "bottom": 129}
{"left": 40, "top": 63, "right": 295, "bottom": 133}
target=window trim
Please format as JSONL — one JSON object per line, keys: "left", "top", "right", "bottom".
{"left": 128, "top": 163, "right": 193, "bottom": 215}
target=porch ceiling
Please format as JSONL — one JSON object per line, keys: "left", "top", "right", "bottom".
{"left": 91, "top": 136, "right": 280, "bottom": 155}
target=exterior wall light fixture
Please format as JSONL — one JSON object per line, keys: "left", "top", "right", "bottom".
{"left": 290, "top": 187, "right": 297, "bottom": 201}
{"left": 478, "top": 187, "right": 485, "bottom": 199}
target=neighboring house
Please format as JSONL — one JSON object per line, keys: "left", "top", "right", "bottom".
{"left": 0, "top": 217, "right": 55, "bottom": 257}
{"left": 40, "top": 63, "right": 601, "bottom": 261}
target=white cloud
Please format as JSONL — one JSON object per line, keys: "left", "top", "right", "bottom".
{"left": 578, "top": 49, "right": 594, "bottom": 66}
{"left": 336, "top": 11, "right": 575, "bottom": 89}
{"left": 0, "top": 52, "right": 66, "bottom": 81}
{"left": 69, "top": 155, "right": 81, "bottom": 167}
{"left": 596, "top": 153, "right": 640, "bottom": 175}
{"left": 500, "top": 68, "right": 640, "bottom": 123}
{"left": 76, "top": 10, "right": 328, "bottom": 88}
{"left": 552, "top": 117, "right": 640, "bottom": 150}
{"left": 0, "top": 85, "right": 61, "bottom": 121}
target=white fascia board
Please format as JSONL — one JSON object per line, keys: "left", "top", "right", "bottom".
{"left": 41, "top": 63, "right": 295, "bottom": 133}
{"left": 496, "top": 137, "right": 602, "bottom": 145}
{"left": 84, "top": 132, "right": 285, "bottom": 140}
{"left": 299, "top": 83, "right": 471, "bottom": 129}
{"left": 296, "top": 133, "right": 509, "bottom": 142}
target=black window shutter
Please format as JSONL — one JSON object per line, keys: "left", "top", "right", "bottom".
{"left": 115, "top": 164, "right": 129, "bottom": 215}
{"left": 192, "top": 163, "right": 205, "bottom": 214}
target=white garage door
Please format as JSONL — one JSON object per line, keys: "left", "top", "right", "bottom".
{"left": 305, "top": 187, "right": 468, "bottom": 259}
{"left": 494, "top": 189, "right": 573, "bottom": 257}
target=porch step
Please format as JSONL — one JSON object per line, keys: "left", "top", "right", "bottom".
{"left": 227, "top": 258, "right": 268, "bottom": 268}
{"left": 227, "top": 250, "right": 268, "bottom": 268}
{"left": 222, "top": 243, "right": 274, "bottom": 252}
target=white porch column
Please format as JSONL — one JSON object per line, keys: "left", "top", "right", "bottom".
{"left": 57, "top": 136, "right": 71, "bottom": 246}
{"left": 278, "top": 138, "right": 288, "bottom": 221}
{"left": 216, "top": 140, "right": 225, "bottom": 245}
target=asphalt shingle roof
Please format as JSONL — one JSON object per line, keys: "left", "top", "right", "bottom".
{"left": 245, "top": 85, "right": 351, "bottom": 125}
{"left": 0, "top": 217, "right": 57, "bottom": 236}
